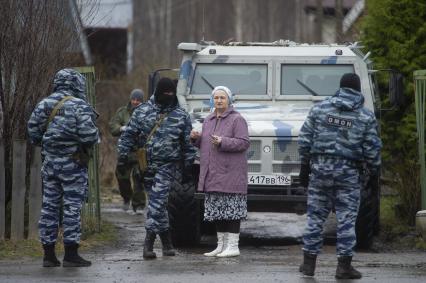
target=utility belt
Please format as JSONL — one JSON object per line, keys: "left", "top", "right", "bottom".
{"left": 312, "top": 154, "right": 363, "bottom": 169}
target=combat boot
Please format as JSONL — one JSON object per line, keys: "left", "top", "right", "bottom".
{"left": 299, "top": 251, "right": 317, "bottom": 276}
{"left": 42, "top": 243, "right": 61, "bottom": 267}
{"left": 63, "top": 244, "right": 92, "bottom": 267}
{"left": 335, "top": 256, "right": 362, "bottom": 279}
{"left": 143, "top": 230, "right": 157, "bottom": 259}
{"left": 159, "top": 230, "right": 176, "bottom": 256}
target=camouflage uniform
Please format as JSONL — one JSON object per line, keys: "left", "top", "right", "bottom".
{"left": 118, "top": 97, "right": 196, "bottom": 233}
{"left": 298, "top": 87, "right": 382, "bottom": 256}
{"left": 28, "top": 69, "right": 99, "bottom": 246}
{"left": 109, "top": 103, "right": 145, "bottom": 209}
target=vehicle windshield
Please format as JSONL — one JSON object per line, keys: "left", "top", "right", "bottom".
{"left": 281, "top": 65, "right": 354, "bottom": 96}
{"left": 191, "top": 64, "right": 268, "bottom": 95}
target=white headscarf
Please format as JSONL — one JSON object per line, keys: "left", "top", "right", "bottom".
{"left": 209, "top": 86, "right": 234, "bottom": 111}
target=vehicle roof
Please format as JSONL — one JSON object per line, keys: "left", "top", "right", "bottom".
{"left": 197, "top": 45, "right": 357, "bottom": 57}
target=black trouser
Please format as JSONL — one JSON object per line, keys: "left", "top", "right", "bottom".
{"left": 215, "top": 220, "right": 241, "bottom": 234}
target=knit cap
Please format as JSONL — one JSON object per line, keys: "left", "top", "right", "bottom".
{"left": 340, "top": 73, "right": 361, "bottom": 92}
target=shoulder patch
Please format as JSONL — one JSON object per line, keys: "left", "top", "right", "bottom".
{"left": 326, "top": 115, "right": 353, "bottom": 128}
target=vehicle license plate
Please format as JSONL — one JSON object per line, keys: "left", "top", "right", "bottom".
{"left": 248, "top": 175, "right": 291, "bottom": 186}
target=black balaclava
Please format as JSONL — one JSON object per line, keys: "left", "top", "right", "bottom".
{"left": 340, "top": 73, "right": 361, "bottom": 92}
{"left": 154, "top": 77, "right": 177, "bottom": 107}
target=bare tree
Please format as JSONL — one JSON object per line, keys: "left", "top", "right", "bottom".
{"left": 234, "top": 0, "right": 245, "bottom": 42}
{"left": 316, "top": 0, "right": 323, "bottom": 43}
{"left": 335, "top": 0, "right": 343, "bottom": 42}
{"left": 0, "top": 0, "right": 97, "bottom": 237}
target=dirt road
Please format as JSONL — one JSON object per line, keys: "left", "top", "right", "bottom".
{"left": 0, "top": 202, "right": 425, "bottom": 283}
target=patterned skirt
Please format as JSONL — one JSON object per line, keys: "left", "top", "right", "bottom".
{"left": 204, "top": 192, "right": 247, "bottom": 222}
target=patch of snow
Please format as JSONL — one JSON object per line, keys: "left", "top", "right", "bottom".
{"left": 241, "top": 212, "right": 306, "bottom": 238}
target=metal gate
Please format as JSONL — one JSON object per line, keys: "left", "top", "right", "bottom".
{"left": 75, "top": 66, "right": 101, "bottom": 232}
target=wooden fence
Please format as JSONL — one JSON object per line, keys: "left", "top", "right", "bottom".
{"left": 0, "top": 141, "right": 43, "bottom": 239}
{"left": 0, "top": 141, "right": 5, "bottom": 239}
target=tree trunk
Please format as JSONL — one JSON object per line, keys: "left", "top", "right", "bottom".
{"left": 335, "top": 0, "right": 343, "bottom": 42}
{"left": 234, "top": 0, "right": 244, "bottom": 41}
{"left": 316, "top": 0, "right": 323, "bottom": 43}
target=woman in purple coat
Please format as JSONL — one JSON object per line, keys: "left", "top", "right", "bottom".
{"left": 190, "top": 86, "right": 250, "bottom": 257}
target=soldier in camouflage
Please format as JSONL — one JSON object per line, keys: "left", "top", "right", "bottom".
{"left": 298, "top": 73, "right": 382, "bottom": 279}
{"left": 28, "top": 68, "right": 99, "bottom": 267}
{"left": 109, "top": 89, "right": 146, "bottom": 213}
{"left": 118, "top": 77, "right": 196, "bottom": 259}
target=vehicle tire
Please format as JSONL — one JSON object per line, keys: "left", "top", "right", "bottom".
{"left": 355, "top": 174, "right": 380, "bottom": 249}
{"left": 168, "top": 180, "right": 201, "bottom": 247}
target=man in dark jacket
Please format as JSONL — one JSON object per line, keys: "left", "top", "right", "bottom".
{"left": 298, "top": 73, "right": 382, "bottom": 279}
{"left": 118, "top": 78, "right": 196, "bottom": 259}
{"left": 109, "top": 89, "right": 145, "bottom": 213}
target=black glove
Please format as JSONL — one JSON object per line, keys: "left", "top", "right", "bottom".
{"left": 117, "top": 154, "right": 128, "bottom": 167}
{"left": 299, "top": 163, "right": 311, "bottom": 188}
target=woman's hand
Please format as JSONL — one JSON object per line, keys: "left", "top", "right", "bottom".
{"left": 211, "top": 135, "right": 222, "bottom": 146}
{"left": 190, "top": 129, "right": 201, "bottom": 140}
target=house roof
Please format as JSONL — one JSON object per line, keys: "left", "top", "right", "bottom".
{"left": 306, "top": 0, "right": 357, "bottom": 9}
{"left": 80, "top": 0, "right": 132, "bottom": 28}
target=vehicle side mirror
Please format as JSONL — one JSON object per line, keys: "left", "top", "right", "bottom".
{"left": 148, "top": 72, "right": 161, "bottom": 97}
{"left": 389, "top": 72, "right": 404, "bottom": 107}
{"left": 148, "top": 68, "right": 179, "bottom": 97}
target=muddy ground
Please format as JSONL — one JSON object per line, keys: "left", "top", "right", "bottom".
{"left": 0, "top": 201, "right": 425, "bottom": 283}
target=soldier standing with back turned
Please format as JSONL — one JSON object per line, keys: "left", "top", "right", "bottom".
{"left": 28, "top": 68, "right": 99, "bottom": 267}
{"left": 298, "top": 73, "right": 382, "bottom": 279}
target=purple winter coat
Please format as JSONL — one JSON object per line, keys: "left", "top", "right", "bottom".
{"left": 193, "top": 106, "right": 250, "bottom": 194}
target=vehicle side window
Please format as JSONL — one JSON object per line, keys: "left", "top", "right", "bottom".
{"left": 281, "top": 65, "right": 354, "bottom": 96}
{"left": 191, "top": 64, "right": 268, "bottom": 95}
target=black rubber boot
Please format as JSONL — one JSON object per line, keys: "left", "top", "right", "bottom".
{"left": 159, "top": 230, "right": 176, "bottom": 256}
{"left": 63, "top": 244, "right": 92, "bottom": 267}
{"left": 143, "top": 230, "right": 157, "bottom": 259}
{"left": 335, "top": 256, "right": 362, "bottom": 279}
{"left": 42, "top": 243, "right": 61, "bottom": 267}
{"left": 299, "top": 251, "right": 317, "bottom": 276}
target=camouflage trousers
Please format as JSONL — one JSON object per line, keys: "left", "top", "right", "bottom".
{"left": 143, "top": 162, "right": 177, "bottom": 234}
{"left": 303, "top": 157, "right": 361, "bottom": 256}
{"left": 39, "top": 158, "right": 87, "bottom": 245}
{"left": 115, "top": 161, "right": 146, "bottom": 209}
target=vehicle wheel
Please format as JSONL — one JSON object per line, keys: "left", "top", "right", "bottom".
{"left": 356, "top": 174, "right": 380, "bottom": 249}
{"left": 168, "top": 180, "right": 201, "bottom": 246}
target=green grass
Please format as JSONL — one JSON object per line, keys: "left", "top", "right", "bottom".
{"left": 0, "top": 239, "right": 42, "bottom": 259}
{"left": 378, "top": 196, "right": 421, "bottom": 249}
{"left": 380, "top": 196, "right": 408, "bottom": 237}
{"left": 415, "top": 237, "right": 426, "bottom": 250}
{"left": 0, "top": 220, "right": 117, "bottom": 260}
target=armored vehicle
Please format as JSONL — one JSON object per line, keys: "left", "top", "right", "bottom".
{"left": 155, "top": 40, "right": 403, "bottom": 248}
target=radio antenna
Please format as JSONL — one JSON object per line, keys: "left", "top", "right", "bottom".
{"left": 202, "top": 0, "right": 205, "bottom": 41}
